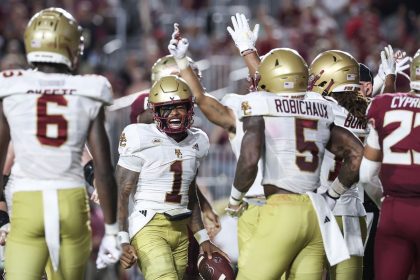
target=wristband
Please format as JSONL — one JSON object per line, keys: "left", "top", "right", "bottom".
{"left": 117, "top": 231, "right": 130, "bottom": 245}
{"left": 104, "top": 223, "right": 119, "bottom": 235}
{"left": 175, "top": 57, "right": 189, "bottom": 70}
{"left": 229, "top": 185, "right": 246, "bottom": 206}
{"left": 241, "top": 49, "right": 256, "bottom": 57}
{"left": 329, "top": 178, "right": 348, "bottom": 198}
{"left": 194, "top": 229, "right": 210, "bottom": 245}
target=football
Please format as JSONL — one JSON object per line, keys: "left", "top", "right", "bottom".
{"left": 197, "top": 252, "right": 235, "bottom": 280}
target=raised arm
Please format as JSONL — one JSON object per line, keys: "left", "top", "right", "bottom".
{"left": 168, "top": 24, "right": 236, "bottom": 133}
{"left": 227, "top": 13, "right": 261, "bottom": 76}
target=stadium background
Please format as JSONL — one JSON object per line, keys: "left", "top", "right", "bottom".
{"left": 0, "top": 0, "right": 419, "bottom": 279}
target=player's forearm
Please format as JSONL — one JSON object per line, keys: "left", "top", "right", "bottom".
{"left": 338, "top": 150, "right": 363, "bottom": 187}
{"left": 188, "top": 184, "right": 204, "bottom": 233}
{"left": 233, "top": 117, "right": 264, "bottom": 192}
{"left": 383, "top": 74, "right": 396, "bottom": 93}
{"left": 95, "top": 170, "right": 118, "bottom": 223}
{"left": 242, "top": 50, "right": 261, "bottom": 77}
{"left": 197, "top": 95, "right": 236, "bottom": 133}
{"left": 197, "top": 185, "right": 215, "bottom": 214}
{"left": 115, "top": 165, "right": 138, "bottom": 231}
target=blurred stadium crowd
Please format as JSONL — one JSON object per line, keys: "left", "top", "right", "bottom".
{"left": 0, "top": 1, "right": 418, "bottom": 279}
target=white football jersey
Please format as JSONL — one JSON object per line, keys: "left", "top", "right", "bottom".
{"left": 221, "top": 94, "right": 264, "bottom": 196}
{"left": 117, "top": 123, "right": 209, "bottom": 211}
{"left": 0, "top": 69, "right": 112, "bottom": 191}
{"left": 319, "top": 97, "right": 369, "bottom": 216}
{"left": 239, "top": 92, "right": 335, "bottom": 193}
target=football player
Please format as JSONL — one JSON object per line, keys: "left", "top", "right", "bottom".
{"left": 129, "top": 89, "right": 220, "bottom": 279}
{"left": 170, "top": 15, "right": 265, "bottom": 266}
{"left": 117, "top": 75, "right": 226, "bottom": 279}
{"left": 359, "top": 49, "right": 420, "bottom": 280}
{"left": 225, "top": 46, "right": 364, "bottom": 279}
{"left": 0, "top": 7, "right": 119, "bottom": 280}
{"left": 308, "top": 50, "right": 371, "bottom": 279}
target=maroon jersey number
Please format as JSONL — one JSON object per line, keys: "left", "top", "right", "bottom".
{"left": 295, "top": 118, "right": 319, "bottom": 172}
{"left": 382, "top": 110, "right": 420, "bottom": 165}
{"left": 165, "top": 160, "right": 183, "bottom": 203}
{"left": 36, "top": 95, "right": 68, "bottom": 147}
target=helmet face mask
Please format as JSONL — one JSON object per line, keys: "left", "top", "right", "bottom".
{"left": 24, "top": 7, "right": 84, "bottom": 70}
{"left": 308, "top": 50, "right": 360, "bottom": 95}
{"left": 256, "top": 48, "right": 308, "bottom": 94}
{"left": 410, "top": 51, "right": 420, "bottom": 91}
{"left": 149, "top": 75, "right": 194, "bottom": 134}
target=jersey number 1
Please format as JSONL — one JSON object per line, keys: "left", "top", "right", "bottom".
{"left": 36, "top": 95, "right": 68, "bottom": 147}
{"left": 165, "top": 161, "right": 183, "bottom": 203}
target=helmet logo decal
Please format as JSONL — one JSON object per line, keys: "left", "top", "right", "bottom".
{"left": 347, "top": 74, "right": 356, "bottom": 81}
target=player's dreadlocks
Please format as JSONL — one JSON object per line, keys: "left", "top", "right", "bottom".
{"left": 330, "top": 91, "right": 369, "bottom": 123}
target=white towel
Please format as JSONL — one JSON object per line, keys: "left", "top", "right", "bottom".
{"left": 343, "top": 216, "right": 365, "bottom": 256}
{"left": 306, "top": 192, "right": 350, "bottom": 266}
{"left": 43, "top": 189, "right": 60, "bottom": 272}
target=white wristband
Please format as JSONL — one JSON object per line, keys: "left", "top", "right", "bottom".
{"left": 105, "top": 223, "right": 119, "bottom": 235}
{"left": 229, "top": 185, "right": 246, "bottom": 206}
{"left": 330, "top": 178, "right": 348, "bottom": 197}
{"left": 117, "top": 231, "right": 130, "bottom": 245}
{"left": 175, "top": 57, "right": 189, "bottom": 70}
{"left": 194, "top": 229, "right": 210, "bottom": 245}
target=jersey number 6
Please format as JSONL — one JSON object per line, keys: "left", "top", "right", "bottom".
{"left": 36, "top": 95, "right": 68, "bottom": 147}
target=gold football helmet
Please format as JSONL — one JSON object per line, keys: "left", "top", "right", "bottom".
{"left": 256, "top": 48, "right": 308, "bottom": 93}
{"left": 410, "top": 50, "right": 420, "bottom": 91}
{"left": 308, "top": 50, "right": 360, "bottom": 95}
{"left": 151, "top": 55, "right": 201, "bottom": 84}
{"left": 149, "top": 75, "right": 194, "bottom": 133}
{"left": 24, "top": 7, "right": 84, "bottom": 70}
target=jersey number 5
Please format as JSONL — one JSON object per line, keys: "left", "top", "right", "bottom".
{"left": 383, "top": 110, "right": 420, "bottom": 165}
{"left": 36, "top": 95, "right": 68, "bottom": 147}
{"left": 295, "top": 119, "right": 319, "bottom": 172}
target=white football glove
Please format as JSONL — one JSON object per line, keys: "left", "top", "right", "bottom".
{"left": 378, "top": 45, "right": 396, "bottom": 80}
{"left": 96, "top": 234, "right": 121, "bottom": 269}
{"left": 227, "top": 13, "right": 259, "bottom": 55}
{"left": 168, "top": 23, "right": 189, "bottom": 60}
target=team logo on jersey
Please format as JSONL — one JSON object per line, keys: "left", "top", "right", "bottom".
{"left": 241, "top": 101, "right": 252, "bottom": 116}
{"left": 119, "top": 133, "right": 127, "bottom": 147}
{"left": 192, "top": 143, "right": 199, "bottom": 151}
{"left": 175, "top": 149, "right": 182, "bottom": 158}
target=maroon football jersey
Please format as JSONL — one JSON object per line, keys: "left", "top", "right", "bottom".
{"left": 367, "top": 93, "right": 420, "bottom": 197}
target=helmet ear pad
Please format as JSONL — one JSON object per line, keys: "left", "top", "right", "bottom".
{"left": 149, "top": 75, "right": 194, "bottom": 134}
{"left": 24, "top": 7, "right": 84, "bottom": 70}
